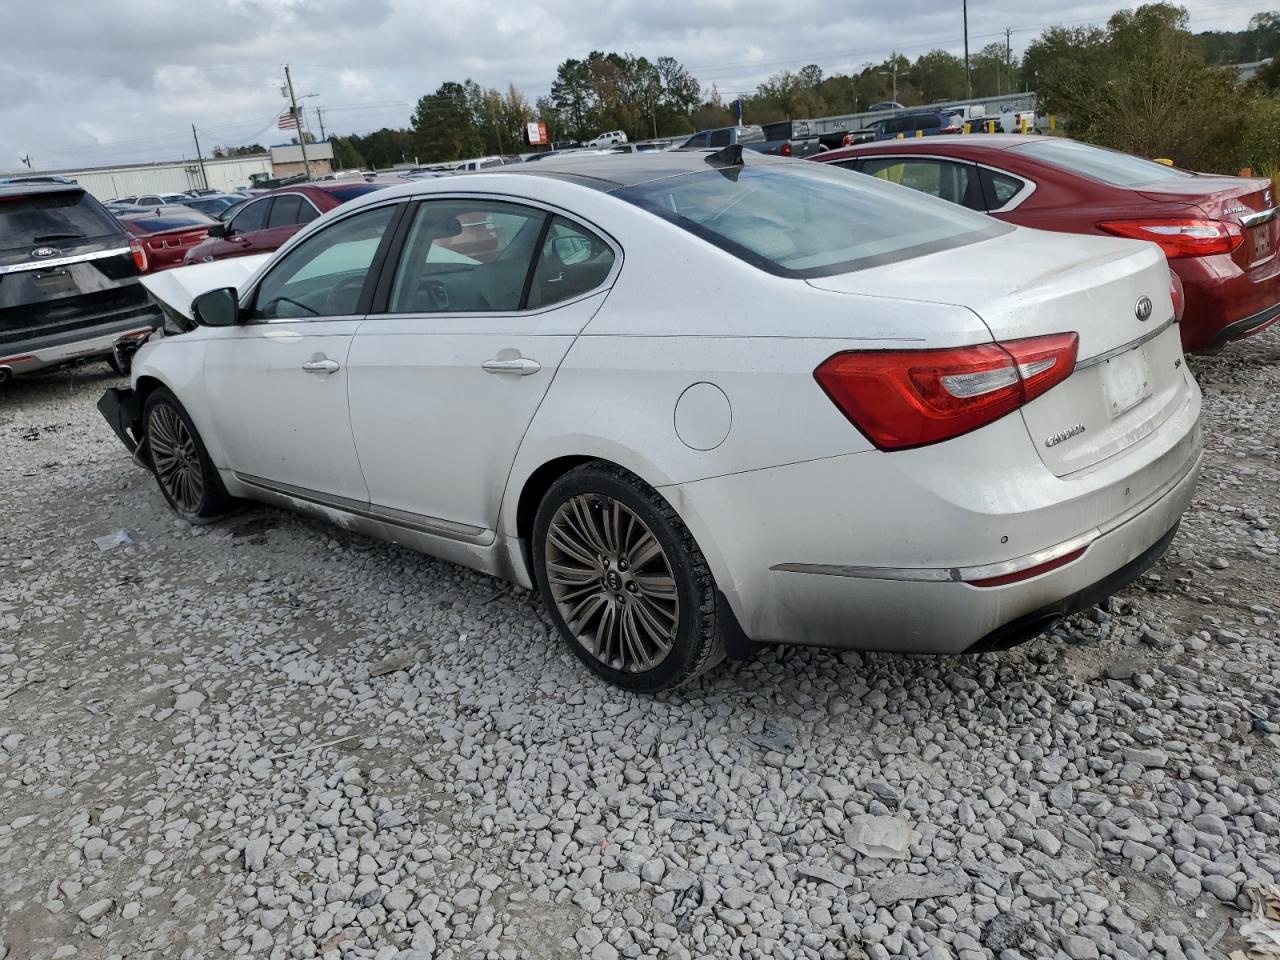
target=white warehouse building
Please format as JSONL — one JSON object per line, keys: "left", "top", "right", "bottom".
{"left": 1, "top": 155, "right": 273, "bottom": 200}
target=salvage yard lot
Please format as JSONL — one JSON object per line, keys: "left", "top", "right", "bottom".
{"left": 1, "top": 333, "right": 1279, "bottom": 960}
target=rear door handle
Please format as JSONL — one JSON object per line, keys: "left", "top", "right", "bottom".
{"left": 482, "top": 357, "right": 541, "bottom": 376}
{"left": 301, "top": 358, "right": 340, "bottom": 375}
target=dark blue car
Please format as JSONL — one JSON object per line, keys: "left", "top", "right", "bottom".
{"left": 861, "top": 111, "right": 961, "bottom": 141}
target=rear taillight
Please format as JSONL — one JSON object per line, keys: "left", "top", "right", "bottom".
{"left": 1097, "top": 218, "right": 1244, "bottom": 259}
{"left": 841, "top": 133, "right": 853, "bottom": 147}
{"left": 814, "top": 333, "right": 1079, "bottom": 450}
{"left": 129, "top": 238, "right": 149, "bottom": 273}
{"left": 941, "top": 125, "right": 961, "bottom": 134}
{"left": 780, "top": 142, "right": 792, "bottom": 157}
{"left": 1169, "top": 271, "right": 1185, "bottom": 322}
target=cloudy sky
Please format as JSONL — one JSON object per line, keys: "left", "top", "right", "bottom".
{"left": 1, "top": 0, "right": 1263, "bottom": 172}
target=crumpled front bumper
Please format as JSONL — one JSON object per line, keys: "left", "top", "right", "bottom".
{"left": 97, "top": 387, "right": 146, "bottom": 462}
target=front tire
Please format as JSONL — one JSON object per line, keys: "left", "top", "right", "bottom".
{"left": 143, "top": 387, "right": 228, "bottom": 522}
{"left": 532, "top": 463, "right": 724, "bottom": 692}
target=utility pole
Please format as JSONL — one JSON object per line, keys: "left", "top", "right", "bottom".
{"left": 315, "top": 107, "right": 327, "bottom": 141}
{"left": 1005, "top": 28, "right": 1013, "bottom": 97}
{"left": 284, "top": 64, "right": 312, "bottom": 181}
{"left": 963, "top": 0, "right": 972, "bottom": 99}
{"left": 191, "top": 125, "right": 209, "bottom": 191}
{"left": 20, "top": 154, "right": 31, "bottom": 169}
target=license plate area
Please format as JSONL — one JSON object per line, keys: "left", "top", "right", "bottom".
{"left": 1101, "top": 346, "right": 1152, "bottom": 418}
{"left": 1250, "top": 224, "right": 1272, "bottom": 262}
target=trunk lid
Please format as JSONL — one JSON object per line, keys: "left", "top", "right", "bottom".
{"left": 807, "top": 226, "right": 1193, "bottom": 476}
{"left": 1135, "top": 175, "right": 1278, "bottom": 272}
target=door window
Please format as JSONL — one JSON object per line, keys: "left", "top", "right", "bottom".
{"left": 684, "top": 133, "right": 709, "bottom": 148}
{"left": 709, "top": 129, "right": 732, "bottom": 147}
{"left": 386, "top": 200, "right": 546, "bottom": 313}
{"left": 267, "top": 194, "right": 303, "bottom": 227}
{"left": 860, "top": 157, "right": 983, "bottom": 210}
{"left": 249, "top": 205, "right": 395, "bottom": 320}
{"left": 231, "top": 198, "right": 270, "bottom": 235}
{"left": 526, "top": 216, "right": 616, "bottom": 309}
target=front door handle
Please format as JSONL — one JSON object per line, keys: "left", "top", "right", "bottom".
{"left": 301, "top": 358, "right": 340, "bottom": 375}
{"left": 482, "top": 357, "right": 541, "bottom": 376}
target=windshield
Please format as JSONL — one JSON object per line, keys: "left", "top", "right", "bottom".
{"left": 0, "top": 190, "right": 121, "bottom": 249}
{"left": 125, "top": 214, "right": 213, "bottom": 233}
{"left": 1013, "top": 138, "right": 1194, "bottom": 187}
{"left": 615, "top": 161, "right": 1008, "bottom": 278}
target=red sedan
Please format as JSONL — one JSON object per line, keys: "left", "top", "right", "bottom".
{"left": 183, "top": 182, "right": 392, "bottom": 265}
{"left": 813, "top": 136, "right": 1280, "bottom": 352}
{"left": 118, "top": 207, "right": 218, "bottom": 272}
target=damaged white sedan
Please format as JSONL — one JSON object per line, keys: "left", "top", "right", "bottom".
{"left": 100, "top": 149, "right": 1203, "bottom": 691}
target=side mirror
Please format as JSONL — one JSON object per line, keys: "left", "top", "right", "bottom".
{"left": 206, "top": 222, "right": 227, "bottom": 238}
{"left": 191, "top": 287, "right": 240, "bottom": 327}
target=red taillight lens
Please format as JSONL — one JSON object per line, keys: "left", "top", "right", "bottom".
{"left": 941, "top": 125, "right": 960, "bottom": 134}
{"left": 1097, "top": 218, "right": 1244, "bottom": 259}
{"left": 780, "top": 142, "right": 792, "bottom": 157}
{"left": 814, "top": 333, "right": 1079, "bottom": 450}
{"left": 842, "top": 133, "right": 853, "bottom": 147}
{"left": 968, "top": 547, "right": 1087, "bottom": 587}
{"left": 129, "top": 238, "right": 149, "bottom": 273}
{"left": 1169, "top": 270, "right": 1185, "bottom": 322}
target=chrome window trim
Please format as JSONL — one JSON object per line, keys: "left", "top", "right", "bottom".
{"left": 850, "top": 153, "right": 1038, "bottom": 213}
{"left": 0, "top": 246, "right": 131, "bottom": 275}
{"left": 364, "top": 191, "right": 624, "bottom": 321}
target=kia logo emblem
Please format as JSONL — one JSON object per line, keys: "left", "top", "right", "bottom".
{"left": 1134, "top": 296, "right": 1153, "bottom": 322}
{"left": 31, "top": 246, "right": 60, "bottom": 259}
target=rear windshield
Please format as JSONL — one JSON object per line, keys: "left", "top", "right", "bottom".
{"left": 326, "top": 183, "right": 385, "bottom": 202}
{"left": 1013, "top": 138, "right": 1193, "bottom": 187}
{"left": 0, "top": 191, "right": 121, "bottom": 248}
{"left": 125, "top": 214, "right": 212, "bottom": 233}
{"left": 615, "top": 161, "right": 1008, "bottom": 278}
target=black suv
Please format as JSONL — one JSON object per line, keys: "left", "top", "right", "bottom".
{"left": 0, "top": 184, "right": 159, "bottom": 384}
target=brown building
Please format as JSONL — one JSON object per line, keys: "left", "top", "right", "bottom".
{"left": 270, "top": 142, "right": 334, "bottom": 179}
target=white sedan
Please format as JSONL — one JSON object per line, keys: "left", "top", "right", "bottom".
{"left": 99, "top": 150, "right": 1203, "bottom": 691}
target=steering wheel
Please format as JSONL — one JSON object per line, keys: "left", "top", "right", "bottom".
{"left": 325, "top": 275, "right": 367, "bottom": 315}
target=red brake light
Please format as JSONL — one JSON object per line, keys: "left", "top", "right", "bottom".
{"left": 780, "top": 142, "right": 792, "bottom": 157}
{"left": 1097, "top": 218, "right": 1244, "bottom": 259}
{"left": 814, "top": 333, "right": 1079, "bottom": 450}
{"left": 1169, "top": 271, "right": 1185, "bottom": 322}
{"left": 842, "top": 133, "right": 853, "bottom": 147}
{"left": 129, "top": 238, "right": 149, "bottom": 273}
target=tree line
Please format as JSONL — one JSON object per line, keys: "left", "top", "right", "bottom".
{"left": 323, "top": 6, "right": 1280, "bottom": 175}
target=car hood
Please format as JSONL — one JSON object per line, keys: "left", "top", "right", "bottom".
{"left": 139, "top": 254, "right": 271, "bottom": 319}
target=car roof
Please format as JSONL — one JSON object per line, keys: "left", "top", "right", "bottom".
{"left": 823, "top": 134, "right": 1053, "bottom": 162}
{"left": 0, "top": 183, "right": 84, "bottom": 199}
{"left": 490, "top": 150, "right": 791, "bottom": 191}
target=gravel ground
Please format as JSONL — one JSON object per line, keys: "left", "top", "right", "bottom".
{"left": 1, "top": 331, "right": 1278, "bottom": 960}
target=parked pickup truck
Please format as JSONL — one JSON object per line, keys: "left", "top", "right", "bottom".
{"left": 753, "top": 120, "right": 875, "bottom": 157}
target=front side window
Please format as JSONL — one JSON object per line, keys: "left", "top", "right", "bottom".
{"left": 684, "top": 133, "right": 709, "bottom": 148}
{"left": 709, "top": 129, "right": 731, "bottom": 147}
{"left": 1013, "top": 138, "right": 1193, "bottom": 186}
{"left": 250, "top": 205, "right": 394, "bottom": 320}
{"left": 526, "top": 216, "right": 616, "bottom": 309}
{"left": 386, "top": 200, "right": 546, "bottom": 313}
{"left": 616, "top": 161, "right": 1007, "bottom": 278}
{"left": 860, "top": 157, "right": 982, "bottom": 210}
{"left": 231, "top": 199, "right": 269, "bottom": 235}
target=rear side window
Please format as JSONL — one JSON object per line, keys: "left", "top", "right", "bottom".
{"left": 616, "top": 162, "right": 1008, "bottom": 279}
{"left": 918, "top": 115, "right": 942, "bottom": 130}
{"left": 526, "top": 216, "right": 616, "bottom": 309}
{"left": 1013, "top": 138, "right": 1192, "bottom": 187}
{"left": 709, "top": 129, "right": 732, "bottom": 148}
{"left": 859, "top": 157, "right": 983, "bottom": 211}
{"left": 267, "top": 194, "right": 302, "bottom": 228}
{"left": 0, "top": 191, "right": 121, "bottom": 248}
{"left": 762, "top": 122, "right": 791, "bottom": 141}
{"left": 984, "top": 169, "right": 1028, "bottom": 209}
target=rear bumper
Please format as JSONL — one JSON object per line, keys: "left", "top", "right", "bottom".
{"left": 0, "top": 315, "right": 159, "bottom": 378}
{"left": 1207, "top": 299, "right": 1280, "bottom": 350}
{"left": 1177, "top": 255, "right": 1280, "bottom": 352}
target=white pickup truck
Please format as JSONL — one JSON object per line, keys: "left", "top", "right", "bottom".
{"left": 947, "top": 103, "right": 1039, "bottom": 133}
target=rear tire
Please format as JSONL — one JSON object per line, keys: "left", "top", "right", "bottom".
{"left": 532, "top": 463, "right": 724, "bottom": 692}
{"left": 143, "top": 387, "right": 228, "bottom": 523}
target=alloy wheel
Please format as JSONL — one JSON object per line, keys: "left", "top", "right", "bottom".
{"left": 148, "top": 404, "right": 204, "bottom": 514}
{"left": 544, "top": 493, "right": 680, "bottom": 673}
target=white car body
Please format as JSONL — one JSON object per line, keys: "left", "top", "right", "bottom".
{"left": 587, "top": 130, "right": 628, "bottom": 148}
{"left": 114, "top": 153, "right": 1202, "bottom": 669}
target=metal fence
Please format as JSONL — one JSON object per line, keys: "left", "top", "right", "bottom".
{"left": 811, "top": 92, "right": 1039, "bottom": 134}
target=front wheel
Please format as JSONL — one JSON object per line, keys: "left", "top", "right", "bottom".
{"left": 532, "top": 463, "right": 724, "bottom": 692}
{"left": 143, "top": 387, "right": 228, "bottom": 522}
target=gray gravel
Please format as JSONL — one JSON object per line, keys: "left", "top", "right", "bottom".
{"left": 1, "top": 330, "right": 1279, "bottom": 960}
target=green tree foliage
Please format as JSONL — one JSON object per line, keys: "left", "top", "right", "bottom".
{"left": 1026, "top": 3, "right": 1247, "bottom": 170}
{"left": 411, "top": 81, "right": 484, "bottom": 162}
{"left": 546, "top": 51, "right": 701, "bottom": 141}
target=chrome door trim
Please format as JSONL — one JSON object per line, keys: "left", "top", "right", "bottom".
{"left": 234, "top": 472, "right": 488, "bottom": 543}
{"left": 0, "top": 246, "right": 131, "bottom": 275}
{"left": 1075, "top": 315, "right": 1178, "bottom": 370}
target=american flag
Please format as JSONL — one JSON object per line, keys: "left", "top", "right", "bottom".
{"left": 277, "top": 108, "right": 300, "bottom": 130}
